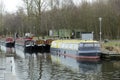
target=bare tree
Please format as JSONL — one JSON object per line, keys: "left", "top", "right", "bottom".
{"left": 1, "top": 0, "right": 117, "bottom": 39}
{"left": 0, "top": 0, "right": 4, "bottom": 35}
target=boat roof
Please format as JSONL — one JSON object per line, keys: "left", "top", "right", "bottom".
{"left": 6, "top": 37, "right": 14, "bottom": 42}
{"left": 52, "top": 39, "right": 99, "bottom": 44}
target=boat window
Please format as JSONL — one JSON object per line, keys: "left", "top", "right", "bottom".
{"left": 25, "top": 41, "right": 34, "bottom": 45}
{"left": 69, "top": 44, "right": 73, "bottom": 49}
{"left": 84, "top": 43, "right": 94, "bottom": 47}
{"left": 94, "top": 43, "right": 100, "bottom": 47}
{"left": 74, "top": 44, "right": 78, "bottom": 50}
{"left": 61, "top": 44, "right": 65, "bottom": 48}
{"left": 52, "top": 42, "right": 56, "bottom": 47}
{"left": 80, "top": 43, "right": 83, "bottom": 47}
{"left": 79, "top": 43, "right": 100, "bottom": 47}
{"left": 64, "top": 43, "right": 68, "bottom": 49}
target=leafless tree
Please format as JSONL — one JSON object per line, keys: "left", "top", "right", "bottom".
{"left": 0, "top": 0, "right": 4, "bottom": 35}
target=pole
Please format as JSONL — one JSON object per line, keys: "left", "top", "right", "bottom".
{"left": 99, "top": 17, "right": 102, "bottom": 43}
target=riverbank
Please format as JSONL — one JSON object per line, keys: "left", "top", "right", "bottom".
{"left": 102, "top": 40, "right": 120, "bottom": 53}
{"left": 101, "top": 40, "right": 120, "bottom": 59}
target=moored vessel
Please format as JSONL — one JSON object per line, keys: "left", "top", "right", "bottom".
{"left": 34, "top": 39, "right": 53, "bottom": 53}
{"left": 34, "top": 39, "right": 45, "bottom": 53}
{"left": 15, "top": 37, "right": 35, "bottom": 53}
{"left": 44, "top": 39, "right": 53, "bottom": 53}
{"left": 5, "top": 37, "right": 15, "bottom": 48}
{"left": 24, "top": 38, "right": 35, "bottom": 53}
{"left": 50, "top": 39, "right": 101, "bottom": 59}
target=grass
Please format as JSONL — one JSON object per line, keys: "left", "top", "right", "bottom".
{"left": 103, "top": 40, "right": 120, "bottom": 53}
{"left": 103, "top": 40, "right": 120, "bottom": 47}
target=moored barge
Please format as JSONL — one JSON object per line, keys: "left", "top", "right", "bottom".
{"left": 44, "top": 39, "right": 53, "bottom": 53}
{"left": 15, "top": 37, "right": 53, "bottom": 53}
{"left": 15, "top": 37, "right": 35, "bottom": 53}
{"left": 35, "top": 39, "right": 53, "bottom": 53}
{"left": 50, "top": 39, "right": 101, "bottom": 59}
{"left": 5, "top": 37, "right": 15, "bottom": 48}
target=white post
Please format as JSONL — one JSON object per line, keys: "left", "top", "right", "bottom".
{"left": 99, "top": 17, "right": 102, "bottom": 43}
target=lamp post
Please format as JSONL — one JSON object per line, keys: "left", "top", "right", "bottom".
{"left": 99, "top": 17, "right": 102, "bottom": 43}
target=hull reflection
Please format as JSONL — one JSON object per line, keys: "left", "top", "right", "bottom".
{"left": 51, "top": 54, "right": 101, "bottom": 74}
{"left": 15, "top": 45, "right": 39, "bottom": 58}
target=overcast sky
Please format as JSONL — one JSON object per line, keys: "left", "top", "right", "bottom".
{"left": 2, "top": 0, "right": 93, "bottom": 13}
{"left": 3, "top": 0, "right": 23, "bottom": 13}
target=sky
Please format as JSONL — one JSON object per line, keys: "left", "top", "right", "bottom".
{"left": 3, "top": 0, "right": 23, "bottom": 13}
{"left": 2, "top": 0, "right": 94, "bottom": 13}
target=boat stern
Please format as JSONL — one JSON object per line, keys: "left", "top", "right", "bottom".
{"left": 78, "top": 50, "right": 101, "bottom": 59}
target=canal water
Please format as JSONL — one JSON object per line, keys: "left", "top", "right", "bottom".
{"left": 0, "top": 46, "right": 120, "bottom": 80}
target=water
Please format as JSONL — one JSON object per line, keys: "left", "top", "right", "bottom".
{"left": 1, "top": 46, "right": 120, "bottom": 80}
{"left": 14, "top": 53, "right": 120, "bottom": 80}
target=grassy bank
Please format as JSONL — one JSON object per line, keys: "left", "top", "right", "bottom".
{"left": 103, "top": 40, "right": 120, "bottom": 53}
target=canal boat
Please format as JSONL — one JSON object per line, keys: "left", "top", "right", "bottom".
{"left": 5, "top": 37, "right": 15, "bottom": 48}
{"left": 15, "top": 37, "right": 35, "bottom": 53}
{"left": 50, "top": 39, "right": 101, "bottom": 59}
{"left": 34, "top": 39, "right": 53, "bottom": 53}
{"left": 34, "top": 40, "right": 45, "bottom": 53}
{"left": 0, "top": 40, "right": 15, "bottom": 53}
{"left": 44, "top": 39, "right": 53, "bottom": 53}
{"left": 24, "top": 38, "right": 35, "bottom": 53}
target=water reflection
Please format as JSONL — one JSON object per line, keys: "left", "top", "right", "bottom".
{"left": 78, "top": 60, "right": 101, "bottom": 74}
{"left": 0, "top": 52, "right": 17, "bottom": 80}
{"left": 101, "top": 61, "right": 120, "bottom": 80}
{"left": 51, "top": 54, "right": 102, "bottom": 79}
{"left": 51, "top": 55, "right": 100, "bottom": 72}
{"left": 0, "top": 42, "right": 15, "bottom": 54}
{"left": 14, "top": 46, "right": 26, "bottom": 58}
{"left": 15, "top": 53, "right": 52, "bottom": 80}
{"left": 1, "top": 44, "right": 120, "bottom": 80}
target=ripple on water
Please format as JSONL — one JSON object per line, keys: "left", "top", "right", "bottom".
{"left": 13, "top": 53, "right": 120, "bottom": 80}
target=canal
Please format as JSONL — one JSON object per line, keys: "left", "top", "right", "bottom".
{"left": 0, "top": 47, "right": 120, "bottom": 80}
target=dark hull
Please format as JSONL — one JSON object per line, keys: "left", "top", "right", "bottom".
{"left": 15, "top": 44, "right": 50, "bottom": 53}
{"left": 34, "top": 44, "right": 50, "bottom": 53}
{"left": 44, "top": 44, "right": 50, "bottom": 53}
{"left": 50, "top": 48, "right": 101, "bottom": 59}
{"left": 34, "top": 45, "right": 45, "bottom": 53}
{"left": 6, "top": 42, "right": 15, "bottom": 48}
{"left": 24, "top": 46, "right": 34, "bottom": 53}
